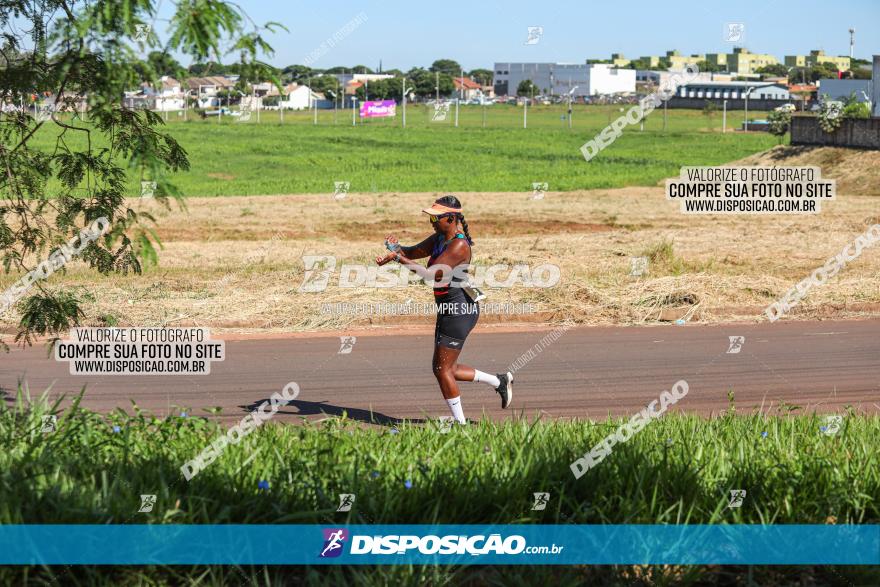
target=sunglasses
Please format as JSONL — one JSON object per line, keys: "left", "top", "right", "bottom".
{"left": 429, "top": 213, "right": 455, "bottom": 223}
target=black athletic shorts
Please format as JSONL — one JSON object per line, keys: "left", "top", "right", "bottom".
{"left": 434, "top": 296, "right": 479, "bottom": 349}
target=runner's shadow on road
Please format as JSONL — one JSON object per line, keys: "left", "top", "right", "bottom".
{"left": 238, "top": 398, "right": 425, "bottom": 426}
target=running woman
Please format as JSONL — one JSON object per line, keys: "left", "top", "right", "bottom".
{"left": 376, "top": 195, "right": 513, "bottom": 425}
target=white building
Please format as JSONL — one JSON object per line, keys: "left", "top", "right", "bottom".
{"left": 125, "top": 76, "right": 185, "bottom": 111}
{"left": 333, "top": 72, "right": 394, "bottom": 87}
{"left": 586, "top": 64, "right": 636, "bottom": 95}
{"left": 186, "top": 76, "right": 236, "bottom": 108}
{"left": 493, "top": 62, "right": 635, "bottom": 97}
{"left": 636, "top": 70, "right": 716, "bottom": 87}
{"left": 279, "top": 84, "right": 320, "bottom": 110}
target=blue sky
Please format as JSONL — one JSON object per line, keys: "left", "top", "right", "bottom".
{"left": 162, "top": 0, "right": 879, "bottom": 70}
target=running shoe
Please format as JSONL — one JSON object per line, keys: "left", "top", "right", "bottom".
{"left": 495, "top": 372, "right": 513, "bottom": 409}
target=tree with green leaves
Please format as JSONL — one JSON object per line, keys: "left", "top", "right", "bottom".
{"left": 355, "top": 78, "right": 402, "bottom": 101}
{"left": 146, "top": 51, "right": 185, "bottom": 79}
{"left": 841, "top": 92, "right": 871, "bottom": 118}
{"left": 702, "top": 100, "right": 718, "bottom": 130}
{"left": 517, "top": 79, "right": 537, "bottom": 97}
{"left": 755, "top": 64, "right": 789, "bottom": 78}
{"left": 808, "top": 63, "right": 838, "bottom": 82}
{"left": 282, "top": 64, "right": 314, "bottom": 83}
{"left": 308, "top": 75, "right": 340, "bottom": 97}
{"left": 407, "top": 68, "right": 453, "bottom": 98}
{"left": 695, "top": 60, "right": 723, "bottom": 73}
{"left": 468, "top": 68, "right": 493, "bottom": 86}
{"left": 767, "top": 109, "right": 791, "bottom": 142}
{"left": 0, "top": 0, "right": 280, "bottom": 349}
{"left": 430, "top": 59, "right": 461, "bottom": 76}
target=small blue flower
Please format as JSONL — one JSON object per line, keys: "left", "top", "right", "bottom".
{"left": 112, "top": 425, "right": 121, "bottom": 433}
{"left": 820, "top": 426, "right": 827, "bottom": 432}
{"left": 258, "top": 480, "right": 270, "bottom": 490}
{"left": 404, "top": 480, "right": 412, "bottom": 489}
{"left": 761, "top": 431, "right": 768, "bottom": 438}
{"left": 389, "top": 428, "right": 399, "bottom": 435}
{"left": 371, "top": 471, "right": 380, "bottom": 479}
{"left": 180, "top": 411, "right": 188, "bottom": 418}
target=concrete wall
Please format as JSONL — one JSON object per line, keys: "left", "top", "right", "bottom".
{"left": 791, "top": 116, "right": 880, "bottom": 149}
{"left": 873, "top": 56, "right": 879, "bottom": 118}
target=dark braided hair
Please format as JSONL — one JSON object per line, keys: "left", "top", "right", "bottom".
{"left": 435, "top": 195, "right": 474, "bottom": 246}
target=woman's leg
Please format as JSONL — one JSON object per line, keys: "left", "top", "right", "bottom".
{"left": 433, "top": 344, "right": 462, "bottom": 400}
{"left": 447, "top": 305, "right": 500, "bottom": 387}
{"left": 433, "top": 344, "right": 467, "bottom": 424}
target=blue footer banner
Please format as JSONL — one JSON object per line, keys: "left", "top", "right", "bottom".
{"left": 0, "top": 525, "right": 877, "bottom": 565}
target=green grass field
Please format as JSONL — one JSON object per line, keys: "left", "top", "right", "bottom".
{"left": 31, "top": 105, "right": 779, "bottom": 196}
{"left": 3, "top": 387, "right": 877, "bottom": 584}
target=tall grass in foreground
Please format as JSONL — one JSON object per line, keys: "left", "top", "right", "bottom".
{"left": 2, "top": 385, "right": 877, "bottom": 526}
{"left": 1, "top": 385, "right": 877, "bottom": 585}
{"left": 3, "top": 562, "right": 879, "bottom": 586}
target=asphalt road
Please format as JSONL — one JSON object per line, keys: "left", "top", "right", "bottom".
{"left": 2, "top": 320, "right": 879, "bottom": 425}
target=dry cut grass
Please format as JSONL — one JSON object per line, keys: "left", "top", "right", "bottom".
{"left": 2, "top": 183, "right": 879, "bottom": 334}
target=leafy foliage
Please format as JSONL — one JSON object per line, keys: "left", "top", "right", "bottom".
{"left": 0, "top": 0, "right": 276, "bottom": 347}
{"left": 817, "top": 95, "right": 843, "bottom": 133}
{"left": 767, "top": 109, "right": 791, "bottom": 141}
{"left": 517, "top": 79, "right": 538, "bottom": 97}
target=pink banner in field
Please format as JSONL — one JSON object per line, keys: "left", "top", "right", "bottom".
{"left": 359, "top": 100, "right": 396, "bottom": 118}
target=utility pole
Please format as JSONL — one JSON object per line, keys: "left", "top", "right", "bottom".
{"left": 722, "top": 99, "right": 727, "bottom": 133}
{"left": 744, "top": 87, "right": 754, "bottom": 131}
{"left": 402, "top": 78, "right": 413, "bottom": 128}
{"left": 455, "top": 70, "right": 461, "bottom": 128}
{"left": 663, "top": 96, "right": 667, "bottom": 131}
{"left": 849, "top": 28, "right": 855, "bottom": 59}
{"left": 435, "top": 71, "right": 439, "bottom": 102}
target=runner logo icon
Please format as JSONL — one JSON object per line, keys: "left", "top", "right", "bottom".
{"left": 320, "top": 528, "right": 348, "bottom": 558}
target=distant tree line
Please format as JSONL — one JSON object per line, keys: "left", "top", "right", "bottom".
{"left": 137, "top": 56, "right": 494, "bottom": 99}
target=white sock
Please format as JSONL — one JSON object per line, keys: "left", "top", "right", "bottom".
{"left": 446, "top": 396, "right": 466, "bottom": 424}
{"left": 472, "top": 369, "right": 501, "bottom": 388}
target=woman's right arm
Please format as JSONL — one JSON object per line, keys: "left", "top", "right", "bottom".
{"left": 388, "top": 234, "right": 434, "bottom": 260}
